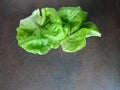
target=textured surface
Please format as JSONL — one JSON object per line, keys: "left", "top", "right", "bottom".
{"left": 0, "top": 0, "right": 120, "bottom": 90}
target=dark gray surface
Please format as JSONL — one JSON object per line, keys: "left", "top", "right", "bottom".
{"left": 0, "top": 0, "right": 120, "bottom": 90}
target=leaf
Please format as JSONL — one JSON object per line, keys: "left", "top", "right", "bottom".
{"left": 60, "top": 22, "right": 101, "bottom": 52}
{"left": 16, "top": 8, "right": 68, "bottom": 55}
{"left": 61, "top": 29, "right": 88, "bottom": 52}
{"left": 58, "top": 6, "right": 88, "bottom": 34}
{"left": 82, "top": 22, "right": 101, "bottom": 37}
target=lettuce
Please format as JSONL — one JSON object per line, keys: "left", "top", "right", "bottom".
{"left": 16, "top": 6, "right": 101, "bottom": 55}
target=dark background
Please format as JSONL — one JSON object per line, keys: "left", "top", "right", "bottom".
{"left": 0, "top": 0, "right": 120, "bottom": 90}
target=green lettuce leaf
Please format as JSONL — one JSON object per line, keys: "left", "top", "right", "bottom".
{"left": 60, "top": 22, "right": 101, "bottom": 52}
{"left": 58, "top": 6, "right": 88, "bottom": 34}
{"left": 82, "top": 22, "right": 101, "bottom": 37}
{"left": 16, "top": 8, "right": 67, "bottom": 55}
{"left": 60, "top": 29, "right": 87, "bottom": 52}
